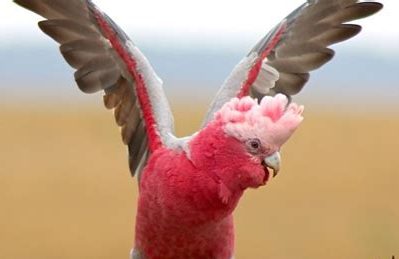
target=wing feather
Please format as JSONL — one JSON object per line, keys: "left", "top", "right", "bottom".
{"left": 272, "top": 49, "right": 335, "bottom": 73}
{"left": 60, "top": 39, "right": 106, "bottom": 69}
{"left": 38, "top": 19, "right": 98, "bottom": 43}
{"left": 310, "top": 24, "right": 361, "bottom": 46}
{"left": 15, "top": 0, "right": 177, "bottom": 177}
{"left": 269, "top": 72, "right": 310, "bottom": 96}
{"left": 128, "top": 121, "right": 147, "bottom": 172}
{"left": 202, "top": 0, "right": 382, "bottom": 126}
{"left": 268, "top": 1, "right": 382, "bottom": 95}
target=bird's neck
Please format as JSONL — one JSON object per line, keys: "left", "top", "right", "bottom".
{"left": 189, "top": 121, "right": 245, "bottom": 205}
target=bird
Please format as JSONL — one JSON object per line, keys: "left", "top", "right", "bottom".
{"left": 14, "top": 0, "right": 383, "bottom": 258}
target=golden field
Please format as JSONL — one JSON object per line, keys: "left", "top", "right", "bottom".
{"left": 0, "top": 103, "right": 398, "bottom": 259}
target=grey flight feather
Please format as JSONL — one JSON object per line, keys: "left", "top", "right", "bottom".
{"left": 202, "top": 0, "right": 382, "bottom": 126}
{"left": 265, "top": 1, "right": 382, "bottom": 96}
{"left": 14, "top": 0, "right": 179, "bottom": 177}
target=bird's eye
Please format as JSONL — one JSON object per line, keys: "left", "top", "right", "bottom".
{"left": 246, "top": 138, "right": 261, "bottom": 154}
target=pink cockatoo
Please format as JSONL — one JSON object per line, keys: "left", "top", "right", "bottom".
{"left": 15, "top": 0, "right": 382, "bottom": 258}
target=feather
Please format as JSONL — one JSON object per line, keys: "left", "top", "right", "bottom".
{"left": 321, "top": 2, "right": 383, "bottom": 24}
{"left": 103, "top": 78, "right": 129, "bottom": 109}
{"left": 121, "top": 108, "right": 141, "bottom": 144}
{"left": 38, "top": 19, "right": 98, "bottom": 44}
{"left": 60, "top": 39, "right": 107, "bottom": 69}
{"left": 74, "top": 55, "right": 119, "bottom": 93}
{"left": 310, "top": 24, "right": 361, "bottom": 46}
{"left": 270, "top": 49, "right": 335, "bottom": 73}
{"left": 15, "top": 0, "right": 88, "bottom": 20}
{"left": 114, "top": 88, "right": 135, "bottom": 126}
{"left": 39, "top": 0, "right": 89, "bottom": 21}
{"left": 14, "top": 0, "right": 61, "bottom": 19}
{"left": 132, "top": 136, "right": 149, "bottom": 174}
{"left": 272, "top": 72, "right": 309, "bottom": 96}
{"left": 128, "top": 121, "right": 147, "bottom": 173}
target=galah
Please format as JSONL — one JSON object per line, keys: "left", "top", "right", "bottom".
{"left": 15, "top": 0, "right": 382, "bottom": 258}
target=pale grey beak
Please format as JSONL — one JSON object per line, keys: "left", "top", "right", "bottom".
{"left": 264, "top": 152, "right": 281, "bottom": 177}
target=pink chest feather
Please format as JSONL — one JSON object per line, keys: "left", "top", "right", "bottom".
{"left": 134, "top": 146, "right": 240, "bottom": 259}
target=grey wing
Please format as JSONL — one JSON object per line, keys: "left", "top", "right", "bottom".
{"left": 14, "top": 0, "right": 178, "bottom": 177}
{"left": 202, "top": 0, "right": 382, "bottom": 126}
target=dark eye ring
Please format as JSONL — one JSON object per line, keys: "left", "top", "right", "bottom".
{"left": 247, "top": 138, "right": 261, "bottom": 153}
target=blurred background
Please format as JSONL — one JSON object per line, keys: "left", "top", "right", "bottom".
{"left": 1, "top": 0, "right": 398, "bottom": 258}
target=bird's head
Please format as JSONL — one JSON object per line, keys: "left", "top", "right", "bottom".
{"left": 190, "top": 94, "right": 303, "bottom": 200}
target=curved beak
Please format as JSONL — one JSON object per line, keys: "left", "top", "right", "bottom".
{"left": 264, "top": 152, "right": 281, "bottom": 177}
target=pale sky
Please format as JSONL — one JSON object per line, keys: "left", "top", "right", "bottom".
{"left": 1, "top": 0, "right": 398, "bottom": 56}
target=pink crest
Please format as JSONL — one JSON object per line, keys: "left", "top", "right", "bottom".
{"left": 216, "top": 94, "right": 304, "bottom": 150}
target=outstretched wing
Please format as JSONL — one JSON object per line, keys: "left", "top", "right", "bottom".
{"left": 202, "top": 0, "right": 383, "bottom": 126}
{"left": 15, "top": 0, "right": 177, "bottom": 177}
